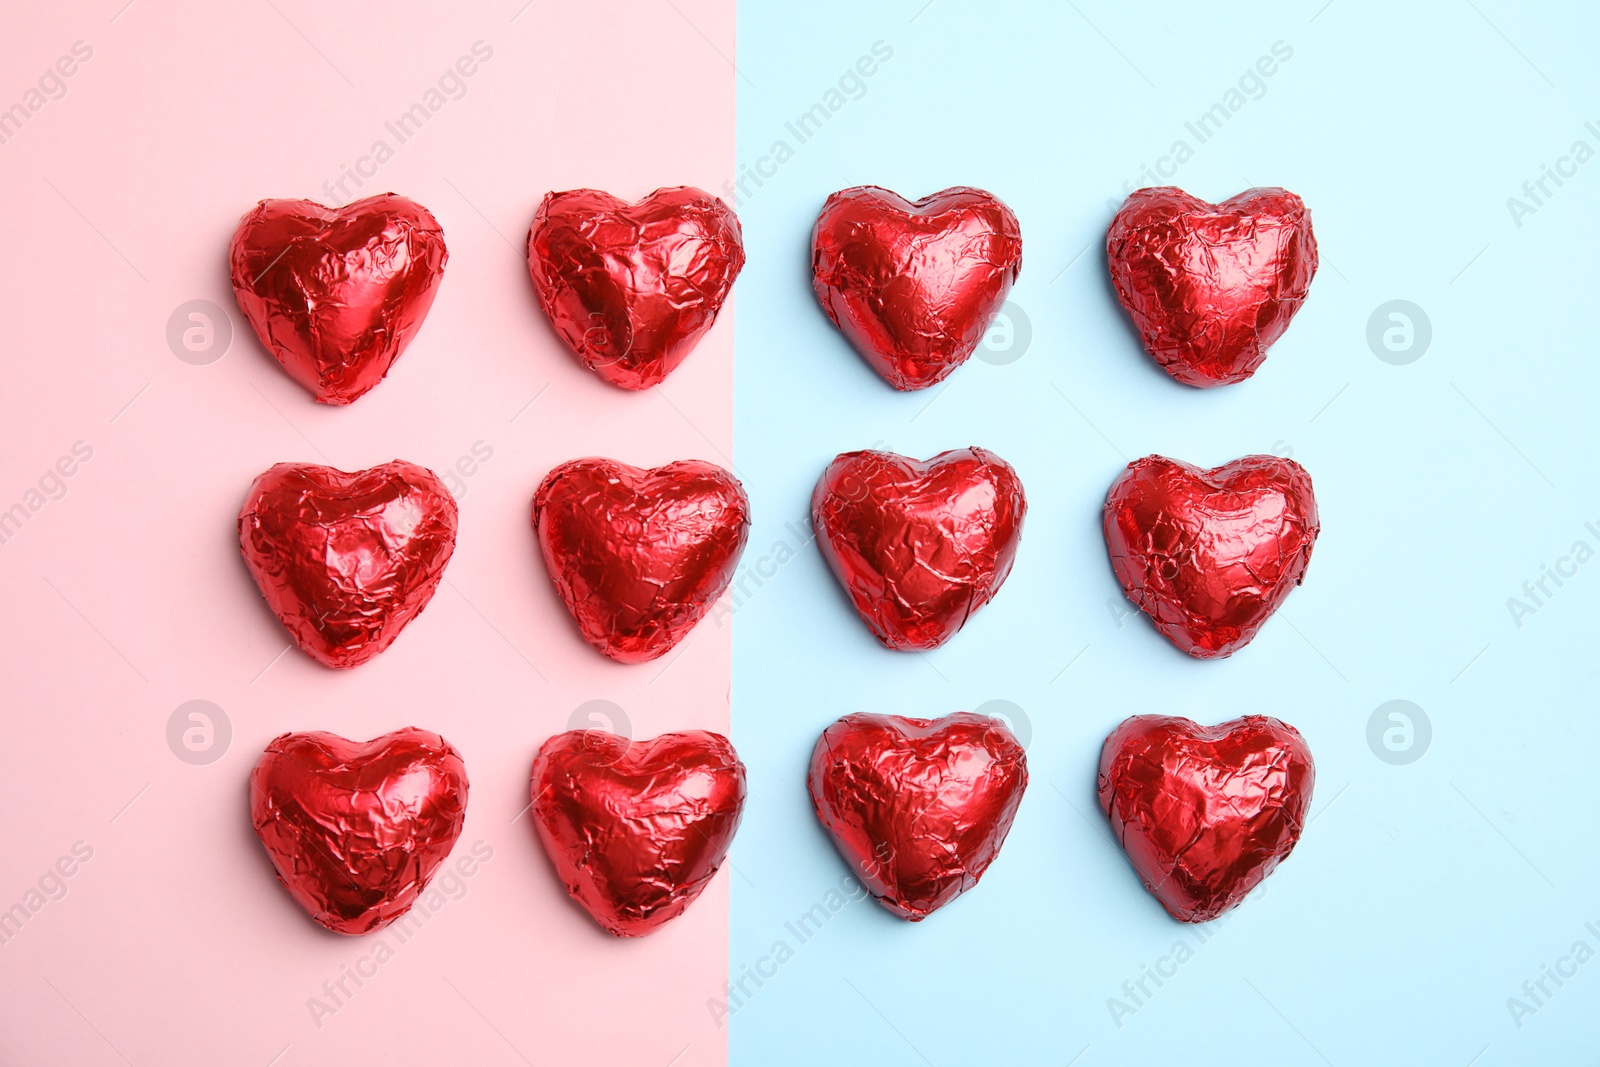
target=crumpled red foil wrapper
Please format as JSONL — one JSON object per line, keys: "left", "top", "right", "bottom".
{"left": 1098, "top": 715, "right": 1314, "bottom": 922}
{"left": 811, "top": 186, "right": 1023, "bottom": 390}
{"left": 250, "top": 728, "right": 469, "bottom": 935}
{"left": 1103, "top": 454, "right": 1317, "bottom": 658}
{"left": 229, "top": 193, "right": 448, "bottom": 404}
{"left": 809, "top": 713, "right": 1028, "bottom": 920}
{"left": 1106, "top": 187, "right": 1316, "bottom": 387}
{"left": 527, "top": 187, "right": 745, "bottom": 390}
{"left": 238, "top": 460, "right": 458, "bottom": 669}
{"left": 531, "top": 730, "right": 746, "bottom": 937}
{"left": 532, "top": 458, "right": 750, "bottom": 663}
{"left": 812, "top": 448, "right": 1026, "bottom": 651}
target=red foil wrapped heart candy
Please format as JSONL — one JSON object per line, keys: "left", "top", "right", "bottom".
{"left": 533, "top": 458, "right": 750, "bottom": 663}
{"left": 1103, "top": 454, "right": 1317, "bottom": 659}
{"left": 250, "top": 728, "right": 469, "bottom": 935}
{"left": 811, "top": 186, "right": 1023, "bottom": 390}
{"left": 531, "top": 730, "right": 746, "bottom": 937}
{"left": 1098, "top": 715, "right": 1314, "bottom": 922}
{"left": 230, "top": 193, "right": 448, "bottom": 404}
{"left": 1107, "top": 187, "right": 1316, "bottom": 387}
{"left": 812, "top": 448, "right": 1026, "bottom": 651}
{"left": 527, "top": 187, "right": 745, "bottom": 390}
{"left": 239, "top": 461, "right": 458, "bottom": 669}
{"left": 809, "top": 713, "right": 1028, "bottom": 920}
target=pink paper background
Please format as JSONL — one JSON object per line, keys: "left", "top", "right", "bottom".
{"left": 0, "top": 1, "right": 737, "bottom": 1063}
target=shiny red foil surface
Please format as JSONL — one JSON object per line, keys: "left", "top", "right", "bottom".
{"left": 811, "top": 186, "right": 1022, "bottom": 390}
{"left": 239, "top": 461, "right": 458, "bottom": 669}
{"left": 1103, "top": 454, "right": 1317, "bottom": 659}
{"left": 1107, "top": 187, "right": 1316, "bottom": 387}
{"left": 250, "top": 728, "right": 469, "bottom": 935}
{"left": 809, "top": 713, "right": 1027, "bottom": 920}
{"left": 531, "top": 730, "right": 746, "bottom": 937}
{"left": 230, "top": 193, "right": 448, "bottom": 404}
{"left": 812, "top": 448, "right": 1026, "bottom": 651}
{"left": 1098, "top": 715, "right": 1314, "bottom": 922}
{"left": 527, "top": 187, "right": 745, "bottom": 390}
{"left": 533, "top": 458, "right": 750, "bottom": 663}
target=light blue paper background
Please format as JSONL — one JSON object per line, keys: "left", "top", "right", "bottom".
{"left": 728, "top": 1, "right": 1600, "bottom": 1063}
